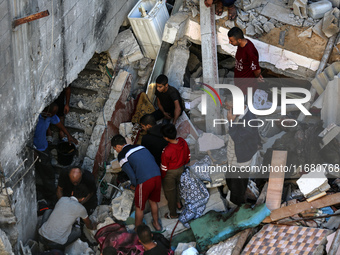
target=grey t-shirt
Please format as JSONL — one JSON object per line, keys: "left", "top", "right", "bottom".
{"left": 39, "top": 197, "right": 88, "bottom": 244}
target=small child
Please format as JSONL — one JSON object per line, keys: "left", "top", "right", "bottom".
{"left": 160, "top": 124, "right": 190, "bottom": 219}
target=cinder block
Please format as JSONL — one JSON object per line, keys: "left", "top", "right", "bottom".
{"left": 293, "top": 0, "right": 308, "bottom": 18}
{"left": 322, "top": 8, "right": 340, "bottom": 38}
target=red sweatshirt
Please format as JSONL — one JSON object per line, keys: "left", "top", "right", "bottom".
{"left": 160, "top": 137, "right": 190, "bottom": 178}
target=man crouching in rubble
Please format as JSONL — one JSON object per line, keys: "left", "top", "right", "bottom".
{"left": 111, "top": 134, "right": 162, "bottom": 232}
{"left": 224, "top": 94, "right": 260, "bottom": 206}
{"left": 38, "top": 184, "right": 97, "bottom": 250}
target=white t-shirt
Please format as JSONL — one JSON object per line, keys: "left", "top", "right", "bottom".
{"left": 39, "top": 197, "right": 88, "bottom": 244}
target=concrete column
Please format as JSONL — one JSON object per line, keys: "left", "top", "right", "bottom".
{"left": 200, "top": 0, "right": 222, "bottom": 134}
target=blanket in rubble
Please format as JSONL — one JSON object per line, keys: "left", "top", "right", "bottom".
{"left": 179, "top": 167, "right": 210, "bottom": 228}
{"left": 95, "top": 223, "right": 144, "bottom": 255}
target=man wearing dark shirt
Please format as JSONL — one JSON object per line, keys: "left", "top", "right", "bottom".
{"left": 153, "top": 74, "right": 184, "bottom": 125}
{"left": 57, "top": 168, "right": 97, "bottom": 214}
{"left": 228, "top": 27, "right": 263, "bottom": 95}
{"left": 137, "top": 224, "right": 169, "bottom": 255}
{"left": 140, "top": 114, "right": 168, "bottom": 166}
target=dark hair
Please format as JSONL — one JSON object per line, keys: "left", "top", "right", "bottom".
{"left": 140, "top": 114, "right": 156, "bottom": 126}
{"left": 111, "top": 134, "right": 127, "bottom": 147}
{"left": 102, "top": 246, "right": 117, "bottom": 255}
{"left": 156, "top": 74, "right": 168, "bottom": 85}
{"left": 73, "top": 184, "right": 89, "bottom": 199}
{"left": 43, "top": 102, "right": 58, "bottom": 114}
{"left": 161, "top": 124, "right": 177, "bottom": 139}
{"left": 137, "top": 224, "right": 153, "bottom": 244}
{"left": 228, "top": 27, "right": 244, "bottom": 40}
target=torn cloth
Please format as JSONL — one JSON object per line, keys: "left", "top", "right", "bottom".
{"left": 179, "top": 168, "right": 210, "bottom": 228}
{"left": 95, "top": 223, "right": 144, "bottom": 255}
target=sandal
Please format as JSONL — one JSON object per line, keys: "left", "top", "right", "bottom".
{"left": 227, "top": 4, "right": 237, "bottom": 21}
{"left": 164, "top": 212, "right": 179, "bottom": 219}
{"left": 152, "top": 219, "right": 165, "bottom": 233}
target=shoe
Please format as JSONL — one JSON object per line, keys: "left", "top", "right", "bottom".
{"left": 152, "top": 219, "right": 165, "bottom": 233}
{"left": 176, "top": 207, "right": 183, "bottom": 214}
{"left": 164, "top": 212, "right": 179, "bottom": 219}
{"left": 61, "top": 136, "right": 68, "bottom": 142}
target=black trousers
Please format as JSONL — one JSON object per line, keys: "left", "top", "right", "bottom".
{"left": 226, "top": 177, "right": 249, "bottom": 206}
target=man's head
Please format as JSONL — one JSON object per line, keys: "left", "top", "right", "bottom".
{"left": 69, "top": 168, "right": 83, "bottom": 186}
{"left": 137, "top": 224, "right": 153, "bottom": 246}
{"left": 101, "top": 246, "right": 117, "bottom": 255}
{"left": 111, "top": 134, "right": 127, "bottom": 153}
{"left": 156, "top": 74, "right": 169, "bottom": 93}
{"left": 73, "top": 184, "right": 89, "bottom": 203}
{"left": 228, "top": 27, "right": 244, "bottom": 46}
{"left": 140, "top": 114, "right": 157, "bottom": 131}
{"left": 41, "top": 103, "right": 58, "bottom": 118}
{"left": 161, "top": 124, "right": 177, "bottom": 141}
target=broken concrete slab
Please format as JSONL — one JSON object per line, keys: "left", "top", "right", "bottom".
{"left": 112, "top": 70, "right": 130, "bottom": 92}
{"left": 298, "top": 27, "right": 313, "bottom": 38}
{"left": 319, "top": 123, "right": 340, "bottom": 148}
{"left": 258, "top": 15, "right": 268, "bottom": 24}
{"left": 308, "top": 0, "right": 333, "bottom": 19}
{"left": 236, "top": 17, "right": 247, "bottom": 30}
{"left": 162, "top": 12, "right": 190, "bottom": 44}
{"left": 198, "top": 133, "right": 225, "bottom": 152}
{"left": 108, "top": 29, "right": 144, "bottom": 65}
{"left": 246, "top": 24, "right": 256, "bottom": 36}
{"left": 225, "top": 20, "right": 235, "bottom": 29}
{"left": 322, "top": 8, "right": 340, "bottom": 38}
{"left": 293, "top": 0, "right": 308, "bottom": 18}
{"left": 238, "top": 10, "right": 250, "bottom": 22}
{"left": 263, "top": 21, "right": 275, "bottom": 33}
{"left": 261, "top": 2, "right": 303, "bottom": 27}
{"left": 297, "top": 169, "right": 331, "bottom": 198}
{"left": 164, "top": 39, "right": 190, "bottom": 90}
{"left": 330, "top": 0, "right": 340, "bottom": 8}
{"left": 242, "top": 0, "right": 265, "bottom": 11}
{"left": 190, "top": 204, "right": 270, "bottom": 252}
{"left": 313, "top": 19, "right": 328, "bottom": 40}
{"left": 321, "top": 76, "right": 340, "bottom": 128}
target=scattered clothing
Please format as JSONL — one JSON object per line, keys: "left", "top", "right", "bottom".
{"left": 179, "top": 168, "right": 210, "bottom": 228}
{"left": 131, "top": 92, "right": 155, "bottom": 124}
{"left": 141, "top": 124, "right": 168, "bottom": 166}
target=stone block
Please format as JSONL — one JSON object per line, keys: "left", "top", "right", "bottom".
{"left": 239, "top": 10, "right": 250, "bottom": 22}
{"left": 138, "top": 58, "right": 152, "bottom": 70}
{"left": 86, "top": 144, "right": 98, "bottom": 160}
{"left": 112, "top": 70, "right": 130, "bottom": 92}
{"left": 119, "top": 122, "right": 133, "bottom": 137}
{"left": 330, "top": 0, "right": 340, "bottom": 7}
{"left": 198, "top": 133, "right": 225, "bottom": 152}
{"left": 162, "top": 12, "right": 190, "bottom": 44}
{"left": 246, "top": 24, "right": 256, "bottom": 36}
{"left": 225, "top": 20, "right": 235, "bottom": 28}
{"left": 258, "top": 15, "right": 269, "bottom": 24}
{"left": 263, "top": 22, "right": 275, "bottom": 33}
{"left": 108, "top": 29, "right": 144, "bottom": 65}
{"left": 293, "top": 0, "right": 308, "bottom": 18}
{"left": 313, "top": 19, "right": 328, "bottom": 40}
{"left": 254, "top": 23, "right": 264, "bottom": 35}
{"left": 90, "top": 125, "right": 105, "bottom": 146}
{"left": 298, "top": 27, "right": 313, "bottom": 38}
{"left": 322, "top": 8, "right": 340, "bottom": 38}
{"left": 236, "top": 18, "right": 246, "bottom": 30}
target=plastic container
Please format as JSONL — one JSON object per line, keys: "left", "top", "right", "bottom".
{"left": 307, "top": 0, "right": 332, "bottom": 19}
{"left": 128, "top": 0, "right": 169, "bottom": 59}
{"left": 57, "top": 142, "right": 76, "bottom": 166}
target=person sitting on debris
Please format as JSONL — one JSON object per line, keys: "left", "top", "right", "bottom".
{"left": 137, "top": 224, "right": 169, "bottom": 255}
{"left": 228, "top": 27, "right": 263, "bottom": 96}
{"left": 38, "top": 184, "right": 97, "bottom": 250}
{"left": 152, "top": 74, "right": 184, "bottom": 125}
{"left": 161, "top": 124, "right": 190, "bottom": 219}
{"left": 140, "top": 114, "right": 168, "bottom": 166}
{"left": 57, "top": 167, "right": 97, "bottom": 215}
{"left": 111, "top": 135, "right": 162, "bottom": 231}
{"left": 34, "top": 103, "right": 78, "bottom": 205}
{"left": 101, "top": 246, "right": 118, "bottom": 255}
{"left": 205, "top": 0, "right": 237, "bottom": 20}
{"left": 46, "top": 86, "right": 71, "bottom": 142}
{"left": 224, "top": 93, "right": 260, "bottom": 206}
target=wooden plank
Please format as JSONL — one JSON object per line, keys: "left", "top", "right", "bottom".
{"left": 13, "top": 10, "right": 49, "bottom": 28}
{"left": 231, "top": 228, "right": 252, "bottom": 255}
{"left": 265, "top": 151, "right": 287, "bottom": 211}
{"left": 264, "top": 193, "right": 340, "bottom": 223}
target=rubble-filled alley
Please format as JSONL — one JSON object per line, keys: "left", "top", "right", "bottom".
{"left": 2, "top": 0, "right": 340, "bottom": 254}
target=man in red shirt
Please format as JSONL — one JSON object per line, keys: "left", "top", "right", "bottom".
{"left": 228, "top": 27, "right": 263, "bottom": 95}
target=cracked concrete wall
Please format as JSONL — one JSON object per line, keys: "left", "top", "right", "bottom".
{"left": 0, "top": 0, "right": 138, "bottom": 251}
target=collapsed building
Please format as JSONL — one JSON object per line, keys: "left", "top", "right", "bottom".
{"left": 1, "top": 0, "right": 340, "bottom": 254}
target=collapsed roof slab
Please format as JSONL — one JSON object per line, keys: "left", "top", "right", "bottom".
{"left": 162, "top": 13, "right": 321, "bottom": 80}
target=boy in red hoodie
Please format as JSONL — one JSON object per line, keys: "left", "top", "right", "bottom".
{"left": 160, "top": 124, "right": 190, "bottom": 219}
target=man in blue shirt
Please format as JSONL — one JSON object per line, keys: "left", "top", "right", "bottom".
{"left": 111, "top": 135, "right": 162, "bottom": 232}
{"left": 34, "top": 103, "right": 77, "bottom": 205}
